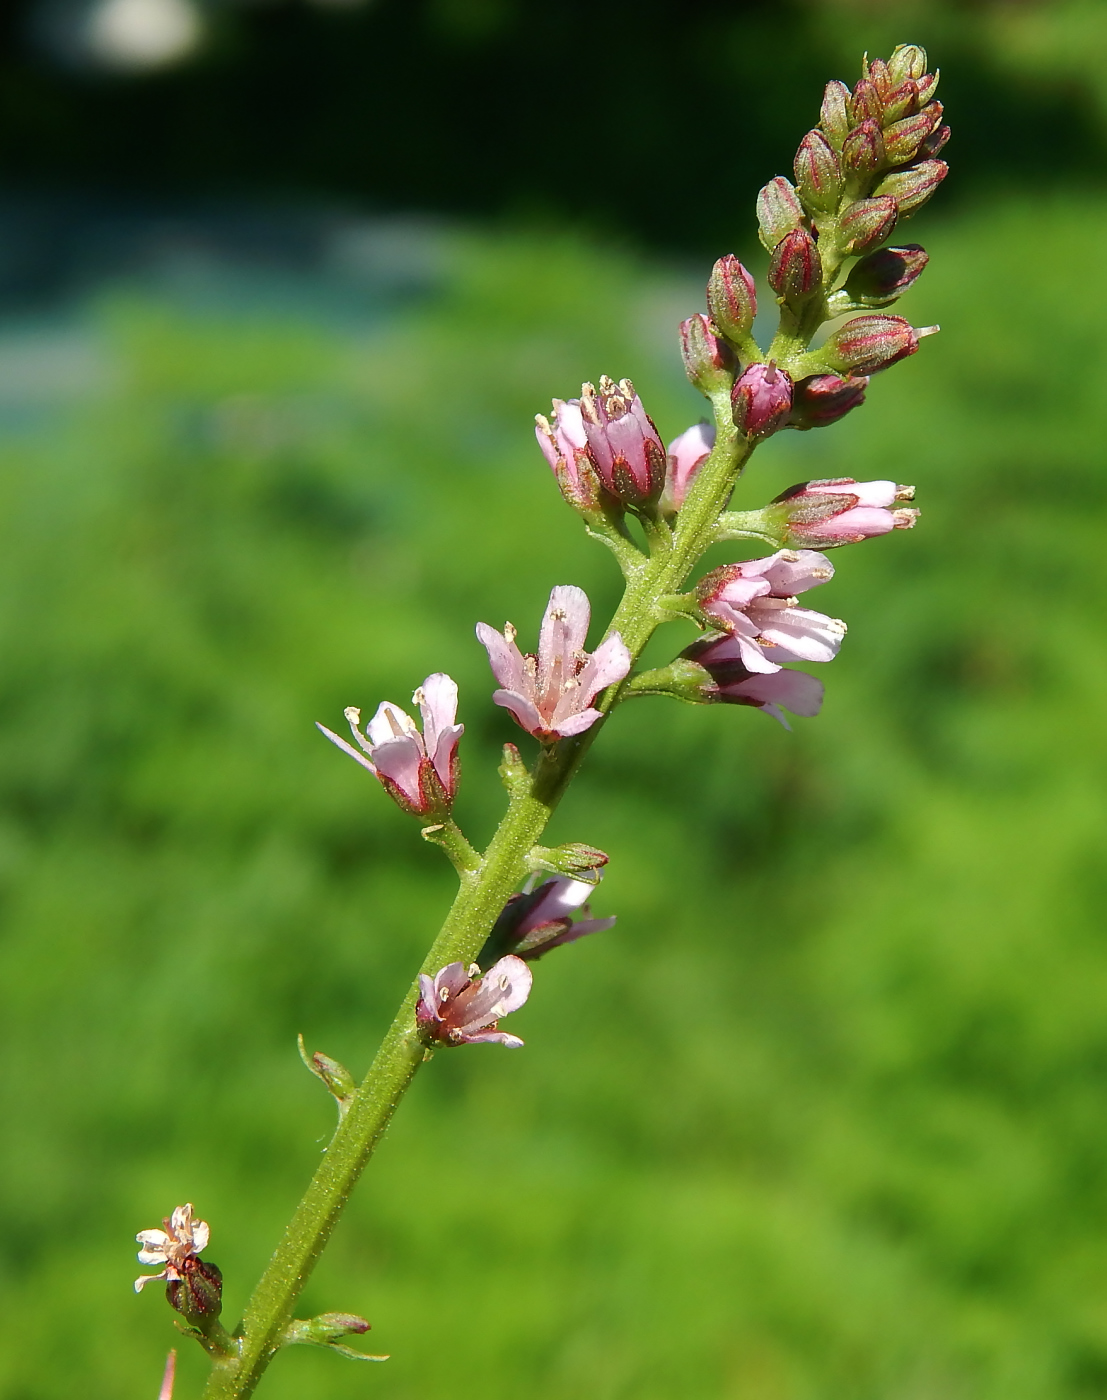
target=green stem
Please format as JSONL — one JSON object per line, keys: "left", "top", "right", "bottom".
{"left": 199, "top": 393, "right": 754, "bottom": 1400}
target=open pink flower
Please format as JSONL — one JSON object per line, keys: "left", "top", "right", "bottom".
{"left": 477, "top": 586, "right": 631, "bottom": 743}
{"left": 696, "top": 550, "right": 845, "bottom": 674}
{"left": 579, "top": 376, "right": 667, "bottom": 505}
{"left": 773, "top": 478, "right": 918, "bottom": 547}
{"left": 135, "top": 1204, "right": 210, "bottom": 1294}
{"left": 535, "top": 398, "right": 602, "bottom": 511}
{"left": 317, "top": 673, "right": 463, "bottom": 817}
{"left": 684, "top": 634, "right": 825, "bottom": 730}
{"left": 416, "top": 956, "right": 533, "bottom": 1048}
{"left": 487, "top": 874, "right": 617, "bottom": 962}
{"left": 661, "top": 421, "right": 715, "bottom": 514}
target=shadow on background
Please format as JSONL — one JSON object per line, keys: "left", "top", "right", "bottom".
{"left": 0, "top": 3, "right": 1106, "bottom": 1399}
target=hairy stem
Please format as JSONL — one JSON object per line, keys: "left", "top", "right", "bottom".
{"left": 199, "top": 393, "right": 753, "bottom": 1400}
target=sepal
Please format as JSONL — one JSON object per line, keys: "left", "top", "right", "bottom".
{"left": 298, "top": 1035, "right": 356, "bottom": 1119}
{"left": 283, "top": 1313, "right": 388, "bottom": 1363}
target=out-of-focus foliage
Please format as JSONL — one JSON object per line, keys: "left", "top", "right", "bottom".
{"left": 0, "top": 190, "right": 1105, "bottom": 1400}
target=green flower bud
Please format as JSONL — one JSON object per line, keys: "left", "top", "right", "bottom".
{"left": 888, "top": 44, "right": 928, "bottom": 83}
{"left": 756, "top": 177, "right": 805, "bottom": 252}
{"left": 842, "top": 120, "right": 885, "bottom": 178}
{"left": 839, "top": 196, "right": 898, "bottom": 255}
{"left": 768, "top": 228, "right": 822, "bottom": 303}
{"left": 883, "top": 103, "right": 944, "bottom": 165}
{"left": 849, "top": 78, "right": 883, "bottom": 127}
{"left": 874, "top": 160, "right": 948, "bottom": 215}
{"left": 842, "top": 244, "right": 928, "bottom": 306}
{"left": 820, "top": 80, "right": 851, "bottom": 148}
{"left": 794, "top": 130, "right": 843, "bottom": 214}
{"left": 706, "top": 256, "right": 757, "bottom": 342}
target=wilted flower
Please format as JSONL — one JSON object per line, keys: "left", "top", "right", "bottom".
{"left": 317, "top": 674, "right": 463, "bottom": 818}
{"left": 416, "top": 956, "right": 532, "bottom": 1048}
{"left": 477, "top": 585, "right": 631, "bottom": 743}
{"left": 484, "top": 875, "right": 616, "bottom": 964}
{"left": 772, "top": 478, "right": 918, "bottom": 547}
{"left": 683, "top": 634, "right": 826, "bottom": 729}
{"left": 696, "top": 550, "right": 845, "bottom": 673}
{"left": 135, "top": 1204, "right": 211, "bottom": 1294}
{"left": 578, "top": 376, "right": 667, "bottom": 506}
{"left": 661, "top": 420, "right": 715, "bottom": 514}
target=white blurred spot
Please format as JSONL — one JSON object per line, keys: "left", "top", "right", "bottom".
{"left": 85, "top": 0, "right": 203, "bottom": 70}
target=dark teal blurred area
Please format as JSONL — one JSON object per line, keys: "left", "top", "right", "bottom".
{"left": 0, "top": 193, "right": 1104, "bottom": 1398}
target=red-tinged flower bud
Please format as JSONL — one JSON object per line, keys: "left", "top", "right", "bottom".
{"left": 875, "top": 160, "right": 948, "bottom": 215}
{"left": 843, "top": 244, "right": 928, "bottom": 306}
{"left": 842, "top": 120, "right": 885, "bottom": 178}
{"left": 922, "top": 125, "right": 951, "bottom": 158}
{"left": 883, "top": 104, "right": 943, "bottom": 165}
{"left": 888, "top": 44, "right": 928, "bottom": 84}
{"left": 839, "top": 196, "right": 898, "bottom": 255}
{"left": 768, "top": 228, "right": 822, "bottom": 303}
{"left": 166, "top": 1258, "right": 223, "bottom": 1323}
{"left": 820, "top": 80, "right": 851, "bottom": 148}
{"left": 824, "top": 315, "right": 936, "bottom": 375}
{"left": 883, "top": 79, "right": 919, "bottom": 123}
{"left": 679, "top": 314, "right": 735, "bottom": 394}
{"left": 916, "top": 71, "right": 940, "bottom": 106}
{"left": 771, "top": 478, "right": 918, "bottom": 547}
{"left": 849, "top": 78, "right": 883, "bottom": 127}
{"left": 731, "top": 363, "right": 793, "bottom": 438}
{"left": 706, "top": 255, "right": 757, "bottom": 342}
{"left": 786, "top": 374, "right": 868, "bottom": 429}
{"left": 794, "top": 130, "right": 843, "bottom": 214}
{"left": 580, "top": 376, "right": 667, "bottom": 506}
{"left": 866, "top": 57, "right": 892, "bottom": 99}
{"left": 757, "top": 177, "right": 805, "bottom": 253}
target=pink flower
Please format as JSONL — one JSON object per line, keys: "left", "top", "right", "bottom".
{"left": 731, "top": 363, "right": 793, "bottom": 438}
{"left": 135, "top": 1204, "right": 210, "bottom": 1294}
{"left": 486, "top": 874, "right": 617, "bottom": 963}
{"left": 696, "top": 549, "right": 845, "bottom": 674}
{"left": 535, "top": 398, "right": 602, "bottom": 512}
{"left": 684, "top": 634, "right": 825, "bottom": 730}
{"left": 416, "top": 956, "right": 533, "bottom": 1048}
{"left": 773, "top": 478, "right": 918, "bottom": 547}
{"left": 661, "top": 421, "right": 715, "bottom": 514}
{"left": 317, "top": 673, "right": 463, "bottom": 817}
{"left": 477, "top": 586, "right": 631, "bottom": 743}
{"left": 579, "top": 376, "right": 667, "bottom": 506}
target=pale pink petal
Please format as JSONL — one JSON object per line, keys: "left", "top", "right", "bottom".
{"left": 476, "top": 622, "right": 528, "bottom": 692}
{"left": 169, "top": 1205, "right": 194, "bottom": 1236}
{"left": 752, "top": 605, "right": 846, "bottom": 664}
{"left": 734, "top": 669, "right": 825, "bottom": 718}
{"left": 368, "top": 735, "right": 425, "bottom": 803}
{"left": 134, "top": 1269, "right": 169, "bottom": 1293}
{"left": 433, "top": 962, "right": 471, "bottom": 1001}
{"left": 366, "top": 701, "right": 419, "bottom": 750}
{"left": 849, "top": 479, "right": 899, "bottom": 507}
{"left": 491, "top": 688, "right": 545, "bottom": 737}
{"left": 537, "top": 586, "right": 591, "bottom": 699}
{"left": 816, "top": 506, "right": 895, "bottom": 540}
{"left": 716, "top": 573, "right": 773, "bottom": 609}
{"left": 137, "top": 1246, "right": 170, "bottom": 1266}
{"left": 414, "top": 673, "right": 458, "bottom": 756}
{"left": 316, "top": 723, "right": 378, "bottom": 774}
{"left": 553, "top": 399, "right": 588, "bottom": 450}
{"left": 535, "top": 418, "right": 560, "bottom": 472}
{"left": 520, "top": 877, "right": 596, "bottom": 931}
{"left": 549, "top": 707, "right": 605, "bottom": 737}
{"left": 430, "top": 724, "right": 463, "bottom": 793}
{"left": 416, "top": 974, "right": 439, "bottom": 1022}
{"left": 575, "top": 632, "right": 632, "bottom": 708}
{"left": 136, "top": 1229, "right": 171, "bottom": 1250}
{"left": 753, "top": 549, "right": 834, "bottom": 596}
{"left": 190, "top": 1221, "right": 210, "bottom": 1254}
{"left": 462, "top": 1030, "right": 525, "bottom": 1047}
{"left": 483, "top": 956, "right": 532, "bottom": 1015}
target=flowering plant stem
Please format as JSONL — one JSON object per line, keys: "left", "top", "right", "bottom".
{"left": 199, "top": 390, "right": 751, "bottom": 1400}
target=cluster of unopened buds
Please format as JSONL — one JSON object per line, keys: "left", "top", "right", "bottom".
{"left": 135, "top": 44, "right": 946, "bottom": 1399}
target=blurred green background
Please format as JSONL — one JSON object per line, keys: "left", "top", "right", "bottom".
{"left": 1, "top": 2, "right": 1107, "bottom": 1398}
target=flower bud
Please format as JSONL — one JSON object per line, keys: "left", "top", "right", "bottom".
{"left": 705, "top": 256, "right": 757, "bottom": 343}
{"left": 916, "top": 71, "right": 940, "bottom": 106}
{"left": 922, "top": 125, "right": 951, "bottom": 158}
{"left": 770, "top": 478, "right": 918, "bottom": 547}
{"left": 786, "top": 374, "right": 868, "bottom": 429}
{"left": 661, "top": 420, "right": 715, "bottom": 514}
{"left": 283, "top": 1312, "right": 388, "bottom": 1362}
{"left": 883, "top": 104, "right": 943, "bottom": 165}
{"left": 883, "top": 79, "right": 919, "bottom": 123}
{"left": 820, "top": 80, "right": 851, "bottom": 147}
{"left": 849, "top": 78, "right": 883, "bottom": 127}
{"left": 838, "top": 196, "right": 898, "bottom": 255}
{"left": 757, "top": 177, "right": 805, "bottom": 252}
{"left": 823, "top": 315, "right": 934, "bottom": 375}
{"left": 768, "top": 227, "right": 822, "bottom": 303}
{"left": 889, "top": 44, "right": 928, "bottom": 82}
{"left": 298, "top": 1035, "right": 356, "bottom": 1115}
{"left": 843, "top": 244, "right": 928, "bottom": 306}
{"left": 731, "top": 363, "right": 793, "bottom": 438}
{"left": 874, "top": 160, "right": 948, "bottom": 215}
{"left": 865, "top": 57, "right": 892, "bottom": 99}
{"left": 793, "top": 130, "right": 843, "bottom": 214}
{"left": 166, "top": 1258, "right": 223, "bottom": 1323}
{"left": 579, "top": 376, "right": 667, "bottom": 506}
{"left": 842, "top": 120, "right": 885, "bottom": 178}
{"left": 679, "top": 313, "right": 735, "bottom": 394}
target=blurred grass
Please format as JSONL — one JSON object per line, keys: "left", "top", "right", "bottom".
{"left": 0, "top": 193, "right": 1105, "bottom": 1400}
